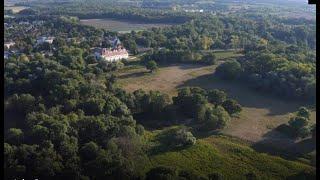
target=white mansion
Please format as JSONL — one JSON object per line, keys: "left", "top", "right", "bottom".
{"left": 94, "top": 37, "right": 129, "bottom": 62}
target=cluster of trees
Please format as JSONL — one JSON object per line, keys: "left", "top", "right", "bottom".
{"left": 276, "top": 107, "right": 315, "bottom": 139}
{"left": 215, "top": 45, "right": 316, "bottom": 102}
{"left": 173, "top": 87, "right": 241, "bottom": 130}
{"left": 113, "top": 86, "right": 242, "bottom": 131}
{"left": 142, "top": 49, "right": 216, "bottom": 65}
{"left": 4, "top": 45, "right": 149, "bottom": 179}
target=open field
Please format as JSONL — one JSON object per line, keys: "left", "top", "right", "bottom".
{"left": 116, "top": 57, "right": 316, "bottom": 159}
{"left": 136, "top": 127, "right": 315, "bottom": 179}
{"left": 80, "top": 18, "right": 178, "bottom": 33}
{"left": 4, "top": 6, "right": 28, "bottom": 13}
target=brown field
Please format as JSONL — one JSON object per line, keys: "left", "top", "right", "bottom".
{"left": 80, "top": 18, "right": 177, "bottom": 33}
{"left": 116, "top": 62, "right": 316, "bottom": 147}
{"left": 4, "top": 6, "right": 28, "bottom": 13}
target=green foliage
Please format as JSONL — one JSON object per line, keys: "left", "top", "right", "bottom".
{"left": 201, "top": 53, "right": 216, "bottom": 65}
{"left": 278, "top": 107, "right": 313, "bottom": 138}
{"left": 173, "top": 129, "right": 197, "bottom": 147}
{"left": 207, "top": 89, "right": 226, "bottom": 107}
{"left": 216, "top": 60, "right": 242, "bottom": 80}
{"left": 146, "top": 166, "right": 178, "bottom": 180}
{"left": 222, "top": 99, "right": 242, "bottom": 115}
{"left": 6, "top": 128, "right": 24, "bottom": 145}
{"left": 297, "top": 107, "right": 311, "bottom": 119}
{"left": 288, "top": 116, "right": 308, "bottom": 131}
{"left": 146, "top": 60, "right": 158, "bottom": 72}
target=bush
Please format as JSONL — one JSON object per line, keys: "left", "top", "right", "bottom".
{"left": 135, "top": 124, "right": 145, "bottom": 135}
{"left": 222, "top": 99, "right": 242, "bottom": 115}
{"left": 208, "top": 172, "right": 223, "bottom": 180}
{"left": 288, "top": 116, "right": 308, "bottom": 131}
{"left": 146, "top": 60, "right": 158, "bottom": 73}
{"left": 174, "top": 129, "right": 196, "bottom": 146}
{"left": 202, "top": 53, "right": 216, "bottom": 65}
{"left": 146, "top": 166, "right": 177, "bottom": 180}
{"left": 204, "top": 106, "right": 230, "bottom": 130}
{"left": 6, "top": 128, "right": 24, "bottom": 145}
{"left": 245, "top": 172, "right": 258, "bottom": 180}
{"left": 215, "top": 60, "right": 242, "bottom": 80}
{"left": 296, "top": 107, "right": 311, "bottom": 119}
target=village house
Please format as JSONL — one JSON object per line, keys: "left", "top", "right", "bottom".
{"left": 36, "top": 36, "right": 55, "bottom": 45}
{"left": 4, "top": 42, "right": 15, "bottom": 49}
{"left": 19, "top": 21, "right": 30, "bottom": 25}
{"left": 32, "top": 20, "right": 44, "bottom": 26}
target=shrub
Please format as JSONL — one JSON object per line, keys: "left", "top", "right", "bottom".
{"left": 135, "top": 124, "right": 145, "bottom": 135}
{"left": 288, "top": 116, "right": 308, "bottom": 131}
{"left": 222, "top": 99, "right": 242, "bottom": 115}
{"left": 296, "top": 107, "right": 311, "bottom": 119}
{"left": 202, "top": 53, "right": 216, "bottom": 65}
{"left": 174, "top": 129, "right": 196, "bottom": 146}
{"left": 208, "top": 172, "right": 223, "bottom": 180}
{"left": 215, "top": 60, "right": 242, "bottom": 80}
{"left": 146, "top": 166, "right": 177, "bottom": 180}
{"left": 146, "top": 60, "right": 158, "bottom": 73}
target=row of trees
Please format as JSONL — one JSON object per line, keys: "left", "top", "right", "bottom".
{"left": 215, "top": 46, "right": 315, "bottom": 102}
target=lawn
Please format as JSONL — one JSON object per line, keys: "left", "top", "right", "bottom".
{"left": 136, "top": 127, "right": 315, "bottom": 179}
{"left": 79, "top": 18, "right": 178, "bottom": 33}
{"left": 4, "top": 6, "right": 28, "bottom": 13}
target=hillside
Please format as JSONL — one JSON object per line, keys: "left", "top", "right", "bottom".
{"left": 138, "top": 127, "right": 315, "bottom": 179}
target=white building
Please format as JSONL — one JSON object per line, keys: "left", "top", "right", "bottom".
{"left": 19, "top": 21, "right": 30, "bottom": 25}
{"left": 95, "top": 48, "right": 129, "bottom": 62}
{"left": 36, "top": 37, "right": 55, "bottom": 45}
{"left": 4, "top": 42, "right": 15, "bottom": 49}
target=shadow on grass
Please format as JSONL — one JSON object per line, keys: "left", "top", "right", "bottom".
{"left": 251, "top": 126, "right": 316, "bottom": 163}
{"left": 178, "top": 74, "right": 310, "bottom": 116}
{"left": 117, "top": 71, "right": 150, "bottom": 79}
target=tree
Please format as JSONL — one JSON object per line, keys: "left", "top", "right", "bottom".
{"left": 80, "top": 141, "right": 100, "bottom": 161}
{"left": 146, "top": 166, "right": 178, "bottom": 180}
{"left": 222, "top": 99, "right": 242, "bottom": 115}
{"left": 146, "top": 60, "right": 158, "bottom": 73}
{"left": 296, "top": 107, "right": 310, "bottom": 119}
{"left": 208, "top": 173, "right": 223, "bottom": 180}
{"left": 207, "top": 89, "right": 227, "bottom": 107}
{"left": 288, "top": 116, "right": 308, "bottom": 131}
{"left": 245, "top": 172, "right": 258, "bottom": 180}
{"left": 6, "top": 128, "right": 24, "bottom": 145}
{"left": 205, "top": 106, "right": 230, "bottom": 130}
{"left": 174, "top": 129, "right": 196, "bottom": 146}
{"left": 202, "top": 53, "right": 216, "bottom": 65}
{"left": 215, "top": 60, "right": 242, "bottom": 80}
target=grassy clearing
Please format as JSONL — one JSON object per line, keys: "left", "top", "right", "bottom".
{"left": 137, "top": 127, "right": 315, "bottom": 179}
{"left": 79, "top": 18, "right": 177, "bottom": 32}
{"left": 116, "top": 59, "right": 316, "bottom": 162}
{"left": 4, "top": 6, "right": 28, "bottom": 13}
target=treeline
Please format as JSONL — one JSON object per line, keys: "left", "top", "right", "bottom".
{"left": 31, "top": 3, "right": 193, "bottom": 24}
{"left": 215, "top": 43, "right": 316, "bottom": 103}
